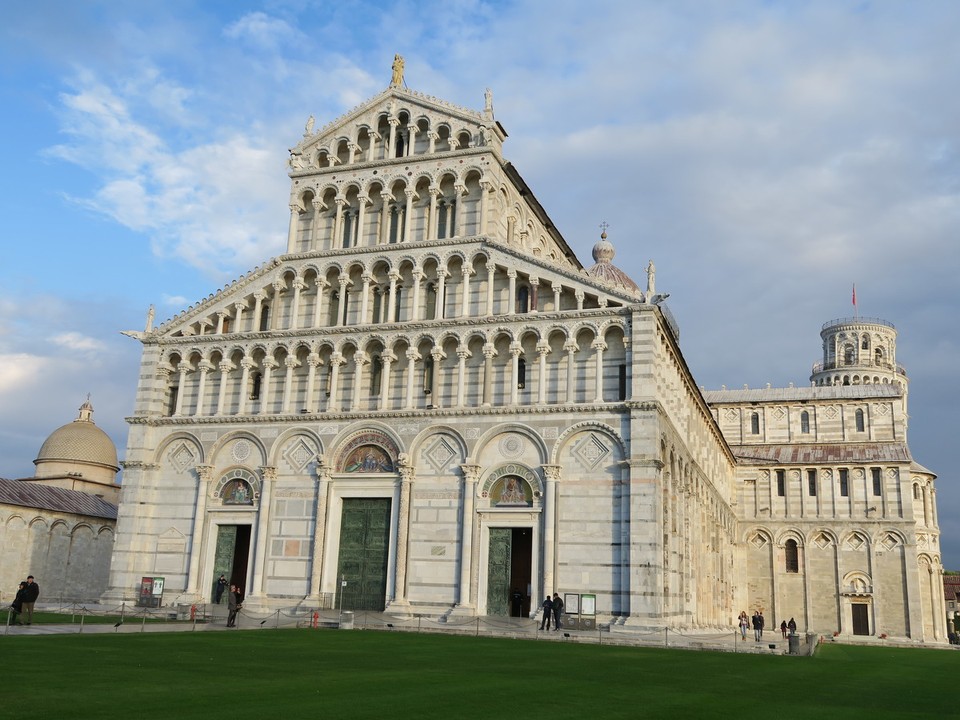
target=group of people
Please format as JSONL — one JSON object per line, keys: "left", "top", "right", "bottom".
{"left": 737, "top": 610, "right": 796, "bottom": 641}
{"left": 8, "top": 575, "right": 39, "bottom": 625}
{"left": 539, "top": 593, "right": 564, "bottom": 631}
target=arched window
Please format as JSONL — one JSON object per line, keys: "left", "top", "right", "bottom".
{"left": 516, "top": 286, "right": 530, "bottom": 314}
{"left": 342, "top": 212, "right": 353, "bottom": 248}
{"left": 371, "top": 288, "right": 383, "bottom": 324}
{"left": 395, "top": 134, "right": 405, "bottom": 158}
{"left": 389, "top": 205, "right": 402, "bottom": 243}
{"left": 874, "top": 348, "right": 884, "bottom": 365}
{"left": 517, "top": 357, "right": 526, "bottom": 389}
{"left": 843, "top": 345, "right": 855, "bottom": 364}
{"left": 437, "top": 201, "right": 448, "bottom": 239}
{"left": 855, "top": 408, "right": 865, "bottom": 432}
{"left": 861, "top": 336, "right": 869, "bottom": 350}
{"left": 425, "top": 283, "right": 437, "bottom": 320}
{"left": 423, "top": 356, "right": 434, "bottom": 395}
{"left": 328, "top": 290, "right": 340, "bottom": 326}
{"left": 370, "top": 355, "right": 383, "bottom": 397}
{"left": 250, "top": 372, "right": 262, "bottom": 400}
{"left": 166, "top": 385, "right": 179, "bottom": 416}
{"left": 800, "top": 411, "right": 810, "bottom": 434}
{"left": 785, "top": 539, "right": 799, "bottom": 573}
{"left": 751, "top": 412, "right": 760, "bottom": 434}
{"left": 259, "top": 305, "right": 270, "bottom": 331}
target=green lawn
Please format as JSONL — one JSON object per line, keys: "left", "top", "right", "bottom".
{"left": 2, "top": 630, "right": 956, "bottom": 719}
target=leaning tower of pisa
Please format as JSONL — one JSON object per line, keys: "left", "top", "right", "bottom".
{"left": 810, "top": 316, "right": 908, "bottom": 394}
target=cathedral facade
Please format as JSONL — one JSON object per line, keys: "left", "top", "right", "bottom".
{"left": 103, "top": 69, "right": 945, "bottom": 641}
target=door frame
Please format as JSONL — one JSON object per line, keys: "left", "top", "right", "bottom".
{"left": 321, "top": 476, "right": 399, "bottom": 601}
{"left": 476, "top": 508, "right": 540, "bottom": 616}
{"left": 200, "top": 512, "right": 256, "bottom": 602}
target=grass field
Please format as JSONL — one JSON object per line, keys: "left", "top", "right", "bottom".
{"left": 2, "top": 629, "right": 957, "bottom": 719}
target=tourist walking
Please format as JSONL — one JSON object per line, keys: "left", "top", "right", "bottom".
{"left": 780, "top": 620, "right": 788, "bottom": 639}
{"left": 738, "top": 611, "right": 749, "bottom": 640}
{"left": 552, "top": 593, "right": 564, "bottom": 631}
{"left": 752, "top": 611, "right": 762, "bottom": 641}
{"left": 539, "top": 596, "right": 553, "bottom": 631}
{"left": 759, "top": 611, "right": 765, "bottom": 637}
{"left": 21, "top": 575, "right": 39, "bottom": 625}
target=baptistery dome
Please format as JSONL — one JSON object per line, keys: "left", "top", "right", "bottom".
{"left": 33, "top": 399, "right": 120, "bottom": 485}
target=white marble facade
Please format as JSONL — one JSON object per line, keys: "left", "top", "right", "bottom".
{"left": 103, "top": 71, "right": 944, "bottom": 641}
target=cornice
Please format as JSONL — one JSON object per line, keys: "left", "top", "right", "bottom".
{"left": 128, "top": 400, "right": 633, "bottom": 428}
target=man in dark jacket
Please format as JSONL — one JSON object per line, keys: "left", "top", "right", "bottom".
{"left": 539, "top": 595, "right": 553, "bottom": 630}
{"left": 226, "top": 585, "right": 241, "bottom": 628}
{"left": 552, "top": 593, "right": 564, "bottom": 631}
{"left": 10, "top": 581, "right": 27, "bottom": 625}
{"left": 22, "top": 575, "right": 39, "bottom": 625}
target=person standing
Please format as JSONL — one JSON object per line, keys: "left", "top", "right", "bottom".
{"left": 226, "top": 585, "right": 241, "bottom": 628}
{"left": 738, "top": 611, "right": 749, "bottom": 640}
{"left": 215, "top": 575, "right": 227, "bottom": 604}
{"left": 788, "top": 617, "right": 797, "bottom": 635}
{"left": 552, "top": 593, "right": 564, "bottom": 631}
{"left": 21, "top": 575, "right": 39, "bottom": 625}
{"left": 539, "top": 595, "right": 553, "bottom": 631}
{"left": 752, "top": 611, "right": 761, "bottom": 641}
{"left": 10, "top": 581, "right": 27, "bottom": 625}
{"left": 780, "top": 620, "right": 788, "bottom": 639}
{"left": 759, "top": 611, "right": 765, "bottom": 638}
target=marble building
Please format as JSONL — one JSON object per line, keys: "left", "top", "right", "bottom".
{"left": 102, "top": 63, "right": 944, "bottom": 641}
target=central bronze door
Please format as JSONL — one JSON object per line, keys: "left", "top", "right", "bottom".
{"left": 337, "top": 498, "right": 391, "bottom": 611}
{"left": 486, "top": 527, "right": 532, "bottom": 617}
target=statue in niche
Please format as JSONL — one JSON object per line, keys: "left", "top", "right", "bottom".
{"left": 497, "top": 477, "right": 527, "bottom": 505}
{"left": 390, "top": 54, "right": 405, "bottom": 87}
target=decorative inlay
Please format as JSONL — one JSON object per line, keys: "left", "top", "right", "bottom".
{"left": 213, "top": 467, "right": 260, "bottom": 506}
{"left": 724, "top": 409, "right": 739, "bottom": 422}
{"left": 498, "top": 433, "right": 524, "bottom": 459}
{"left": 773, "top": 407, "right": 786, "bottom": 421}
{"left": 424, "top": 436, "right": 457, "bottom": 471}
{"left": 465, "top": 427, "right": 480, "bottom": 440}
{"left": 430, "top": 546, "right": 447, "bottom": 556}
{"left": 283, "top": 438, "right": 315, "bottom": 472}
{"left": 260, "top": 428, "right": 278, "bottom": 438}
{"left": 200, "top": 431, "right": 218, "bottom": 442}
{"left": 231, "top": 440, "right": 251, "bottom": 462}
{"left": 813, "top": 532, "right": 832, "bottom": 549}
{"left": 397, "top": 423, "right": 421, "bottom": 435}
{"left": 825, "top": 406, "right": 839, "bottom": 420}
{"left": 542, "top": 427, "right": 558, "bottom": 440}
{"left": 169, "top": 442, "right": 196, "bottom": 473}
{"left": 881, "top": 534, "right": 899, "bottom": 551}
{"left": 873, "top": 403, "right": 889, "bottom": 416}
{"left": 572, "top": 433, "right": 610, "bottom": 470}
{"left": 750, "top": 532, "right": 768, "bottom": 549}
{"left": 845, "top": 533, "right": 866, "bottom": 551}
{"left": 317, "top": 424, "right": 339, "bottom": 435}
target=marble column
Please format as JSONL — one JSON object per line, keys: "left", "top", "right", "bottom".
{"left": 307, "top": 458, "right": 331, "bottom": 601}
{"left": 564, "top": 342, "right": 578, "bottom": 403}
{"left": 215, "top": 360, "right": 234, "bottom": 415}
{"left": 536, "top": 342, "right": 550, "bottom": 405}
{"left": 185, "top": 464, "right": 213, "bottom": 597}
{"left": 305, "top": 353, "right": 321, "bottom": 413}
{"left": 542, "top": 465, "right": 561, "bottom": 597}
{"left": 392, "top": 457, "right": 415, "bottom": 607}
{"left": 456, "top": 349, "right": 471, "bottom": 407}
{"left": 458, "top": 464, "right": 480, "bottom": 607}
{"left": 482, "top": 343, "right": 496, "bottom": 407}
{"left": 592, "top": 339, "right": 607, "bottom": 402}
{"left": 250, "top": 466, "right": 277, "bottom": 597}
{"left": 281, "top": 357, "right": 300, "bottom": 413}
{"left": 404, "top": 349, "right": 420, "bottom": 409}
{"left": 327, "top": 354, "right": 344, "bottom": 412}
{"left": 194, "top": 360, "right": 213, "bottom": 416}
{"left": 237, "top": 357, "right": 255, "bottom": 415}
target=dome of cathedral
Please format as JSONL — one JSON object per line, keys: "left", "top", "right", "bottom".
{"left": 585, "top": 231, "right": 641, "bottom": 292}
{"left": 34, "top": 399, "right": 120, "bottom": 475}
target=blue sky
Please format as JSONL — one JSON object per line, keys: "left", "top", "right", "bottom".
{"left": 2, "top": 1, "right": 958, "bottom": 565}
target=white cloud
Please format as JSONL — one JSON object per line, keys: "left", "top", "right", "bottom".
{"left": 49, "top": 331, "right": 106, "bottom": 352}
{"left": 223, "top": 12, "right": 303, "bottom": 50}
{"left": 0, "top": 353, "right": 50, "bottom": 393}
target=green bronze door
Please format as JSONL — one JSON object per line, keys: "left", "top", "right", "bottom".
{"left": 337, "top": 498, "right": 391, "bottom": 611}
{"left": 487, "top": 528, "right": 512, "bottom": 616}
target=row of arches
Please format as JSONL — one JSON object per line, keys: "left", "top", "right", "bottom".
{"left": 293, "top": 107, "right": 489, "bottom": 171}
{"left": 161, "top": 323, "right": 629, "bottom": 417}
{"left": 174, "top": 253, "right": 617, "bottom": 340}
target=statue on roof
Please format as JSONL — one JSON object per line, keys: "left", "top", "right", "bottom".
{"left": 304, "top": 115, "right": 315, "bottom": 136}
{"left": 146, "top": 304, "right": 155, "bottom": 332}
{"left": 646, "top": 260, "right": 656, "bottom": 297}
{"left": 391, "top": 54, "right": 405, "bottom": 87}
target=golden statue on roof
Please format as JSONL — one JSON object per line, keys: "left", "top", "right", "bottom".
{"left": 391, "top": 54, "right": 405, "bottom": 87}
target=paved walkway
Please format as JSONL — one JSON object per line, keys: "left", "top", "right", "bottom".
{"left": 4, "top": 603, "right": 808, "bottom": 654}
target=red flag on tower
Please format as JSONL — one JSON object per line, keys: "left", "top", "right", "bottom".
{"left": 852, "top": 283, "right": 858, "bottom": 318}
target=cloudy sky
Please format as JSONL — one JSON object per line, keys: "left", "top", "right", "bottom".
{"left": 1, "top": 1, "right": 957, "bottom": 565}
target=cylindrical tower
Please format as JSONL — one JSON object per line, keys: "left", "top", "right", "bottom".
{"left": 810, "top": 316, "right": 907, "bottom": 392}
